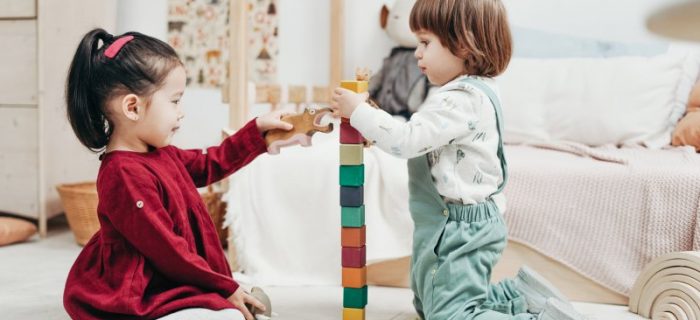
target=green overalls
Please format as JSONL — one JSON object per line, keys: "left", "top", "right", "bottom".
{"left": 408, "top": 78, "right": 536, "bottom": 320}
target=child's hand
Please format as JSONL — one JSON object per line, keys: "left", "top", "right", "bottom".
{"left": 227, "top": 287, "right": 266, "bottom": 320}
{"left": 331, "top": 87, "right": 369, "bottom": 118}
{"left": 256, "top": 110, "right": 294, "bottom": 133}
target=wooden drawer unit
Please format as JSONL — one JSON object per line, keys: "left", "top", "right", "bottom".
{"left": 0, "top": 20, "right": 37, "bottom": 105}
{"left": 0, "top": 106, "right": 38, "bottom": 218}
{"left": 0, "top": 0, "right": 36, "bottom": 19}
{"left": 0, "top": 0, "right": 116, "bottom": 235}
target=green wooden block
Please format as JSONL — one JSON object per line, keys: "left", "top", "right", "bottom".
{"left": 340, "top": 144, "right": 364, "bottom": 165}
{"left": 340, "top": 165, "right": 364, "bottom": 187}
{"left": 343, "top": 286, "right": 368, "bottom": 308}
{"left": 341, "top": 206, "right": 365, "bottom": 227}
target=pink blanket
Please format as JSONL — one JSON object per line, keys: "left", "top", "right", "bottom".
{"left": 504, "top": 143, "right": 700, "bottom": 295}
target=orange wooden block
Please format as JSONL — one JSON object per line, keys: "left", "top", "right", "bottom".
{"left": 343, "top": 307, "right": 365, "bottom": 320}
{"left": 342, "top": 225, "right": 366, "bottom": 248}
{"left": 342, "top": 266, "right": 367, "bottom": 288}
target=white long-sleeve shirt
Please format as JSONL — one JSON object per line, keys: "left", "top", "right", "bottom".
{"left": 350, "top": 75, "right": 506, "bottom": 212}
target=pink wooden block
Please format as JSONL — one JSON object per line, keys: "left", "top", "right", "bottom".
{"left": 342, "top": 246, "right": 366, "bottom": 268}
{"left": 340, "top": 121, "right": 364, "bottom": 144}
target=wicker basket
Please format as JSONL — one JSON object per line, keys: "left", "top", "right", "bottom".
{"left": 56, "top": 182, "right": 100, "bottom": 246}
{"left": 56, "top": 182, "right": 229, "bottom": 247}
{"left": 200, "top": 185, "right": 229, "bottom": 248}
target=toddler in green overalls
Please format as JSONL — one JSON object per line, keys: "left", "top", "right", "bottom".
{"left": 332, "top": 0, "right": 585, "bottom": 319}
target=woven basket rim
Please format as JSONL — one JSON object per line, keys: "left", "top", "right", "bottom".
{"left": 56, "top": 181, "right": 99, "bottom": 246}
{"left": 56, "top": 182, "right": 97, "bottom": 194}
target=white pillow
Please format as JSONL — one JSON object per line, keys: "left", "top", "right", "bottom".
{"left": 497, "top": 50, "right": 700, "bottom": 147}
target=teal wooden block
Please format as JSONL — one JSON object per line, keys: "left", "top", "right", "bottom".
{"left": 343, "top": 286, "right": 368, "bottom": 308}
{"left": 340, "top": 165, "right": 364, "bottom": 187}
{"left": 341, "top": 206, "right": 365, "bottom": 227}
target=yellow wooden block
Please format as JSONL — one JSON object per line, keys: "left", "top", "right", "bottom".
{"left": 340, "top": 144, "right": 363, "bottom": 165}
{"left": 341, "top": 81, "right": 368, "bottom": 93}
{"left": 342, "top": 266, "right": 367, "bottom": 288}
{"left": 343, "top": 307, "right": 365, "bottom": 320}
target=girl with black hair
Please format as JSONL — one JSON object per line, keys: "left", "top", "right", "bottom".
{"left": 63, "top": 28, "right": 289, "bottom": 320}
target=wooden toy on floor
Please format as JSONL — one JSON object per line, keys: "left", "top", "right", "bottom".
{"left": 264, "top": 107, "right": 334, "bottom": 154}
{"left": 629, "top": 251, "right": 700, "bottom": 319}
{"left": 246, "top": 286, "right": 273, "bottom": 320}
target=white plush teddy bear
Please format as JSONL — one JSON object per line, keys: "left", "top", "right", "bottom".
{"left": 369, "top": 0, "right": 430, "bottom": 119}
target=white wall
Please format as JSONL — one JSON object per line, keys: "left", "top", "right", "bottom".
{"left": 116, "top": 0, "right": 167, "bottom": 39}
{"left": 277, "top": 0, "right": 397, "bottom": 85}
{"left": 502, "top": 0, "right": 688, "bottom": 43}
{"left": 276, "top": 0, "right": 329, "bottom": 86}
{"left": 343, "top": 0, "right": 397, "bottom": 81}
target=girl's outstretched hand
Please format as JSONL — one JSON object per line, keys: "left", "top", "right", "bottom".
{"left": 331, "top": 87, "right": 369, "bottom": 118}
{"left": 227, "top": 287, "right": 266, "bottom": 320}
{"left": 256, "top": 110, "right": 294, "bottom": 133}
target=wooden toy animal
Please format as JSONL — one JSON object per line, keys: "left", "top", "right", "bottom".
{"left": 246, "top": 286, "right": 273, "bottom": 319}
{"left": 265, "top": 107, "right": 334, "bottom": 154}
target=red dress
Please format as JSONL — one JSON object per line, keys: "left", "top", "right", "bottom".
{"left": 64, "top": 120, "right": 267, "bottom": 319}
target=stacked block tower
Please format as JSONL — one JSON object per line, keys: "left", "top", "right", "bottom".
{"left": 339, "top": 78, "right": 368, "bottom": 320}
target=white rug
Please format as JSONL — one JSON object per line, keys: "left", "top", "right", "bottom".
{"left": 0, "top": 218, "right": 646, "bottom": 320}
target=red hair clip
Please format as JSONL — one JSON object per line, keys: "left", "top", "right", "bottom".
{"left": 104, "top": 35, "right": 134, "bottom": 59}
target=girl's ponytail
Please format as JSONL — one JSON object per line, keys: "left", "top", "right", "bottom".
{"left": 66, "top": 28, "right": 113, "bottom": 151}
{"left": 65, "top": 28, "right": 182, "bottom": 152}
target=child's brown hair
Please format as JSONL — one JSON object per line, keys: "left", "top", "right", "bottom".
{"left": 409, "top": 0, "right": 512, "bottom": 77}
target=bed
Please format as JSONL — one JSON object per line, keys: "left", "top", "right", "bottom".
{"left": 223, "top": 132, "right": 700, "bottom": 300}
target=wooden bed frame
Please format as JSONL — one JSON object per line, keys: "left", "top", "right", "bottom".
{"left": 222, "top": 0, "right": 628, "bottom": 307}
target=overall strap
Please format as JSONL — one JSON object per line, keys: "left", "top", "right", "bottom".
{"left": 457, "top": 78, "right": 508, "bottom": 196}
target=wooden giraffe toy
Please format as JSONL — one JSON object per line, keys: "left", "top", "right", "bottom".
{"left": 264, "top": 107, "right": 334, "bottom": 154}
